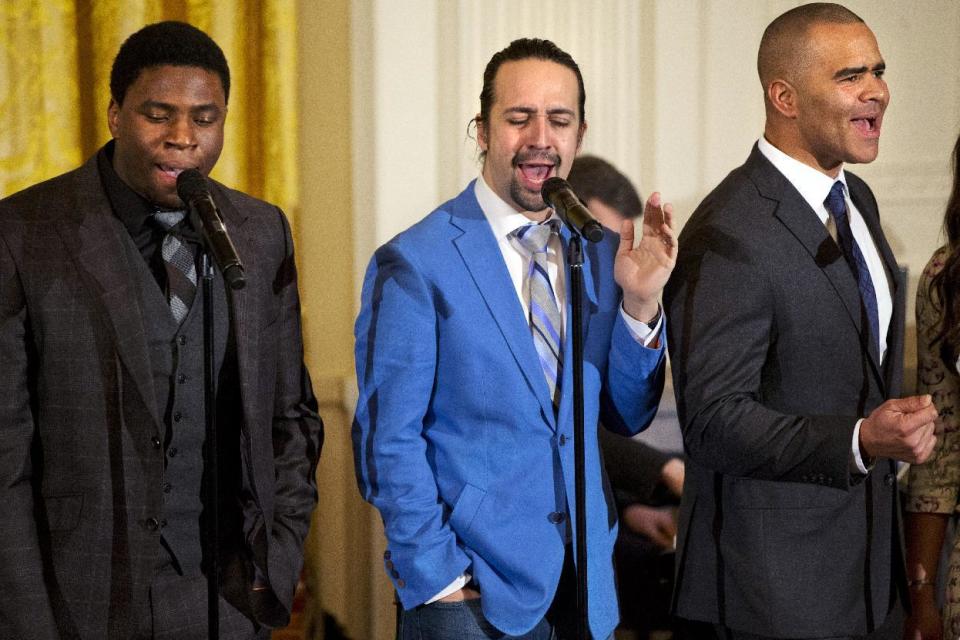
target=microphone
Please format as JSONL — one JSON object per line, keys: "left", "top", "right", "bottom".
{"left": 176, "top": 169, "right": 246, "bottom": 290}
{"left": 541, "top": 177, "right": 604, "bottom": 243}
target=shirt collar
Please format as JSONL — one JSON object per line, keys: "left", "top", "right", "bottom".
{"left": 473, "top": 172, "right": 560, "bottom": 239}
{"left": 97, "top": 140, "right": 159, "bottom": 237}
{"left": 757, "top": 136, "right": 848, "bottom": 224}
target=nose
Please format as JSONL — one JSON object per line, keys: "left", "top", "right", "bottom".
{"left": 165, "top": 116, "right": 197, "bottom": 149}
{"left": 523, "top": 115, "right": 550, "bottom": 149}
{"left": 862, "top": 73, "right": 889, "bottom": 104}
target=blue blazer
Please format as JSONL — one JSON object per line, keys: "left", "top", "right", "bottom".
{"left": 352, "top": 181, "right": 666, "bottom": 638}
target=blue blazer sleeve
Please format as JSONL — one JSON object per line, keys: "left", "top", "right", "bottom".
{"left": 352, "top": 240, "right": 471, "bottom": 608}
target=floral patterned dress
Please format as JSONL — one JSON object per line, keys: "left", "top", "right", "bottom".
{"left": 907, "top": 246, "right": 960, "bottom": 636}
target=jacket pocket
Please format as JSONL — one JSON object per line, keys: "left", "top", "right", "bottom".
{"left": 449, "top": 483, "right": 486, "bottom": 536}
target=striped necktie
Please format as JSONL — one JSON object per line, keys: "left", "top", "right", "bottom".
{"left": 824, "top": 181, "right": 880, "bottom": 350}
{"left": 153, "top": 210, "right": 197, "bottom": 324}
{"left": 510, "top": 220, "right": 563, "bottom": 402}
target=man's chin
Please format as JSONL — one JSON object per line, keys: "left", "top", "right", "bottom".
{"left": 509, "top": 183, "right": 547, "bottom": 213}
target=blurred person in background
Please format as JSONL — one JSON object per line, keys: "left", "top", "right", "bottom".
{"left": 904, "top": 133, "right": 960, "bottom": 640}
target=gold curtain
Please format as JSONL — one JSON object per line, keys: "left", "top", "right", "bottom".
{"left": 0, "top": 0, "right": 299, "bottom": 222}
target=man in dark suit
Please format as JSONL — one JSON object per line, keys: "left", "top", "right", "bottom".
{"left": 664, "top": 4, "right": 937, "bottom": 639}
{"left": 353, "top": 39, "right": 675, "bottom": 639}
{"left": 0, "top": 22, "right": 322, "bottom": 639}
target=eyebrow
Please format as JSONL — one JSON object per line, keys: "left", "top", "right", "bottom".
{"left": 139, "top": 100, "right": 222, "bottom": 113}
{"left": 833, "top": 62, "right": 885, "bottom": 80}
{"left": 503, "top": 106, "right": 577, "bottom": 117}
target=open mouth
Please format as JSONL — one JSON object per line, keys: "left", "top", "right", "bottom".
{"left": 517, "top": 163, "right": 555, "bottom": 186}
{"left": 156, "top": 164, "right": 192, "bottom": 180}
{"left": 851, "top": 116, "right": 880, "bottom": 137}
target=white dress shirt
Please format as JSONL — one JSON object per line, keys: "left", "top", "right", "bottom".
{"left": 757, "top": 136, "right": 893, "bottom": 474}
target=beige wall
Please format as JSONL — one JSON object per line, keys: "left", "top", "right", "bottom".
{"left": 299, "top": 2, "right": 960, "bottom": 638}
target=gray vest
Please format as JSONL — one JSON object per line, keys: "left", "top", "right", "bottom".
{"left": 122, "top": 237, "right": 232, "bottom": 576}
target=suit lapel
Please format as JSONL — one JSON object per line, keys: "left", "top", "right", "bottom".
{"left": 56, "top": 158, "right": 162, "bottom": 433}
{"left": 849, "top": 178, "right": 901, "bottom": 387}
{"left": 449, "top": 185, "right": 558, "bottom": 425}
{"left": 206, "top": 183, "right": 258, "bottom": 440}
{"left": 749, "top": 148, "right": 885, "bottom": 388}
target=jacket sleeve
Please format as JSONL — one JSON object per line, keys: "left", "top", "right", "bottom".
{"left": 248, "top": 209, "right": 324, "bottom": 627}
{"left": 664, "top": 220, "right": 855, "bottom": 488}
{"left": 0, "top": 228, "right": 60, "bottom": 638}
{"left": 600, "top": 305, "right": 668, "bottom": 437}
{"left": 351, "top": 241, "right": 472, "bottom": 610}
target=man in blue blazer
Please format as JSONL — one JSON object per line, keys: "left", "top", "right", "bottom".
{"left": 353, "top": 38, "right": 676, "bottom": 639}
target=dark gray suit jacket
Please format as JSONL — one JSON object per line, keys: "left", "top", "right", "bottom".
{"left": 664, "top": 145, "right": 906, "bottom": 637}
{"left": 0, "top": 152, "right": 323, "bottom": 639}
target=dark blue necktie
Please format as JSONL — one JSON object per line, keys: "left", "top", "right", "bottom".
{"left": 824, "top": 181, "right": 880, "bottom": 351}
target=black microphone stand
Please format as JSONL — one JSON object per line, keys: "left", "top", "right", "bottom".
{"left": 200, "top": 251, "right": 220, "bottom": 640}
{"left": 567, "top": 233, "right": 589, "bottom": 640}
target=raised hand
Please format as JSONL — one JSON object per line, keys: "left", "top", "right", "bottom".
{"left": 615, "top": 192, "right": 677, "bottom": 323}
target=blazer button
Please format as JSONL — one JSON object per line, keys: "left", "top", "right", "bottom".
{"left": 559, "top": 435, "right": 567, "bottom": 446}
{"left": 385, "top": 560, "right": 394, "bottom": 570}
{"left": 548, "top": 512, "right": 566, "bottom": 524}
{"left": 391, "top": 569, "right": 400, "bottom": 579}
{"left": 384, "top": 550, "right": 391, "bottom": 560}
{"left": 145, "top": 517, "right": 160, "bottom": 531}
{"left": 884, "top": 473, "right": 896, "bottom": 486}
{"left": 396, "top": 579, "right": 406, "bottom": 588}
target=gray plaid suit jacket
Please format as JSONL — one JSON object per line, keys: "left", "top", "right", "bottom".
{"left": 0, "top": 151, "right": 323, "bottom": 639}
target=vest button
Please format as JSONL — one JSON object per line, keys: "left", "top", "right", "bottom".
{"left": 151, "top": 436, "right": 162, "bottom": 448}
{"left": 884, "top": 473, "right": 896, "bottom": 486}
{"left": 177, "top": 374, "right": 187, "bottom": 384}
{"left": 145, "top": 517, "right": 160, "bottom": 531}
{"left": 168, "top": 447, "right": 178, "bottom": 458}
{"left": 559, "top": 434, "right": 567, "bottom": 446}
{"left": 548, "top": 512, "right": 566, "bottom": 524}
{"left": 163, "top": 482, "right": 172, "bottom": 494}
{"left": 178, "top": 335, "right": 187, "bottom": 346}
{"left": 173, "top": 412, "right": 182, "bottom": 423}
{"left": 396, "top": 579, "right": 406, "bottom": 588}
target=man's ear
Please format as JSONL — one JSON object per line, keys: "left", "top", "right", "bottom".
{"left": 768, "top": 79, "right": 799, "bottom": 119}
{"left": 475, "top": 114, "right": 487, "bottom": 151}
{"left": 576, "top": 120, "right": 588, "bottom": 151}
{"left": 107, "top": 99, "right": 121, "bottom": 138}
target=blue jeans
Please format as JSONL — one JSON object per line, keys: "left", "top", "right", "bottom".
{"left": 398, "top": 599, "right": 556, "bottom": 640}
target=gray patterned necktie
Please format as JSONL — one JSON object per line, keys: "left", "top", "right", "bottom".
{"left": 510, "top": 220, "right": 563, "bottom": 402}
{"left": 153, "top": 210, "right": 197, "bottom": 324}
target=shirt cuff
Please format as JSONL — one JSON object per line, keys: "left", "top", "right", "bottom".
{"left": 620, "top": 303, "right": 663, "bottom": 347}
{"left": 425, "top": 573, "right": 471, "bottom": 604}
{"left": 850, "top": 418, "right": 872, "bottom": 475}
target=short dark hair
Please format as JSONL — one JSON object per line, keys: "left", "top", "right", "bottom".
{"left": 110, "top": 21, "right": 230, "bottom": 106}
{"left": 566, "top": 155, "right": 642, "bottom": 220}
{"left": 758, "top": 3, "right": 863, "bottom": 89}
{"left": 476, "top": 38, "right": 586, "bottom": 127}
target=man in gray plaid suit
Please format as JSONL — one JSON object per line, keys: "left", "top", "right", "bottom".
{"left": 0, "top": 21, "right": 322, "bottom": 639}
